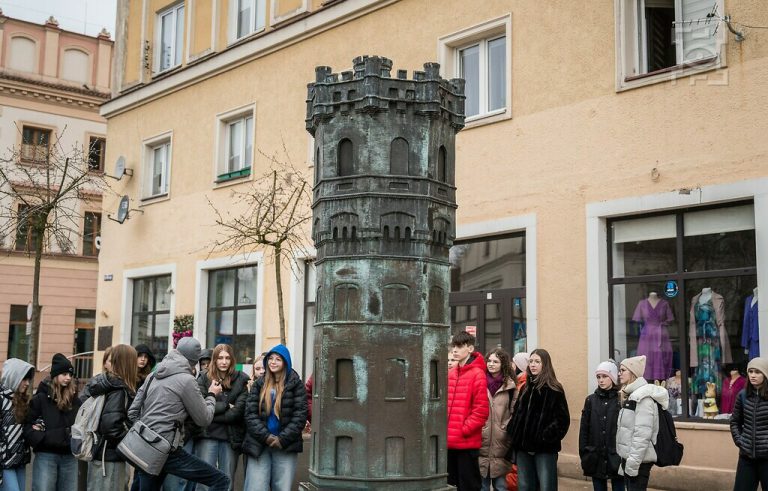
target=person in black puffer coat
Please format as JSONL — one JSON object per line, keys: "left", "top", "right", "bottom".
{"left": 194, "top": 344, "right": 249, "bottom": 490}
{"left": 730, "top": 357, "right": 768, "bottom": 491}
{"left": 83, "top": 344, "right": 137, "bottom": 491}
{"left": 23, "top": 353, "right": 81, "bottom": 491}
{"left": 579, "top": 360, "right": 623, "bottom": 491}
{"left": 242, "top": 344, "right": 306, "bottom": 491}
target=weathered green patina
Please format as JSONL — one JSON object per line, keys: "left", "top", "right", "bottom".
{"left": 302, "top": 56, "right": 465, "bottom": 490}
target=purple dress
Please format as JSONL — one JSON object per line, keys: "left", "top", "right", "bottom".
{"left": 632, "top": 298, "right": 674, "bottom": 381}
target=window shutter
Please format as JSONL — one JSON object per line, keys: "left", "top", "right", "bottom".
{"left": 680, "top": 0, "right": 719, "bottom": 64}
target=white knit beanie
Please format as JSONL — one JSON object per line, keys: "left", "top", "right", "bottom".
{"left": 748, "top": 357, "right": 768, "bottom": 378}
{"left": 620, "top": 355, "right": 646, "bottom": 379}
{"left": 595, "top": 360, "right": 619, "bottom": 385}
{"left": 512, "top": 352, "right": 529, "bottom": 372}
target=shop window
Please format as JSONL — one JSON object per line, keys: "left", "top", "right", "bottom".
{"left": 7, "top": 305, "right": 29, "bottom": 359}
{"left": 88, "top": 137, "right": 106, "bottom": 172}
{"left": 131, "top": 275, "right": 172, "bottom": 360}
{"left": 450, "top": 234, "right": 526, "bottom": 292}
{"left": 609, "top": 202, "right": 757, "bottom": 421}
{"left": 82, "top": 212, "right": 101, "bottom": 256}
{"left": 207, "top": 265, "right": 258, "bottom": 362}
{"left": 21, "top": 126, "right": 51, "bottom": 164}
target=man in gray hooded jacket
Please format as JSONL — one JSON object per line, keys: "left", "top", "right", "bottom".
{"left": 126, "top": 337, "right": 229, "bottom": 490}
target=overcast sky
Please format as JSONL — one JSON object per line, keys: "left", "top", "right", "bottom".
{"left": 0, "top": 0, "right": 117, "bottom": 38}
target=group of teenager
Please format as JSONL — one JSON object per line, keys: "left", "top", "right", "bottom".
{"left": 446, "top": 330, "right": 768, "bottom": 491}
{"left": 0, "top": 338, "right": 308, "bottom": 491}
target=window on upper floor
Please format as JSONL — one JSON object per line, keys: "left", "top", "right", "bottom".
{"left": 232, "top": 0, "right": 267, "bottom": 41}
{"left": 21, "top": 126, "right": 51, "bottom": 164}
{"left": 439, "top": 15, "right": 511, "bottom": 123}
{"left": 157, "top": 3, "right": 185, "bottom": 72}
{"left": 15, "top": 204, "right": 44, "bottom": 252}
{"left": 220, "top": 115, "right": 254, "bottom": 182}
{"left": 82, "top": 211, "right": 101, "bottom": 256}
{"left": 144, "top": 139, "right": 171, "bottom": 199}
{"left": 616, "top": 0, "right": 724, "bottom": 89}
{"left": 88, "top": 136, "right": 106, "bottom": 172}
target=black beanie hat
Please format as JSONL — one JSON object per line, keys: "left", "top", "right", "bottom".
{"left": 134, "top": 344, "right": 157, "bottom": 368}
{"left": 50, "top": 353, "right": 74, "bottom": 378}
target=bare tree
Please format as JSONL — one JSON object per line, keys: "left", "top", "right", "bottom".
{"left": 0, "top": 127, "right": 108, "bottom": 368}
{"left": 208, "top": 148, "right": 312, "bottom": 345}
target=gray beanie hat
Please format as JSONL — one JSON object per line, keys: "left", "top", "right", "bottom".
{"left": 176, "top": 337, "right": 202, "bottom": 364}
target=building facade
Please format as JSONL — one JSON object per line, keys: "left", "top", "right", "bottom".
{"left": 99, "top": 0, "right": 768, "bottom": 487}
{"left": 0, "top": 13, "right": 112, "bottom": 374}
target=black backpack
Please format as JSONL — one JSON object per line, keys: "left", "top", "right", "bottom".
{"left": 653, "top": 402, "right": 684, "bottom": 467}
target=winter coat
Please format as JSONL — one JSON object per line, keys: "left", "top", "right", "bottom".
{"left": 196, "top": 370, "right": 248, "bottom": 451}
{"left": 579, "top": 387, "right": 621, "bottom": 479}
{"left": 507, "top": 377, "right": 570, "bottom": 454}
{"left": 23, "top": 379, "right": 81, "bottom": 454}
{"left": 615, "top": 377, "right": 669, "bottom": 477}
{"left": 730, "top": 389, "right": 768, "bottom": 459}
{"left": 127, "top": 349, "right": 215, "bottom": 445}
{"left": 447, "top": 352, "right": 489, "bottom": 450}
{"left": 82, "top": 373, "right": 134, "bottom": 462}
{"left": 0, "top": 358, "right": 34, "bottom": 469}
{"left": 242, "top": 345, "right": 307, "bottom": 459}
{"left": 478, "top": 378, "right": 516, "bottom": 478}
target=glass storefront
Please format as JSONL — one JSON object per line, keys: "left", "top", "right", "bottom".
{"left": 609, "top": 202, "right": 757, "bottom": 420}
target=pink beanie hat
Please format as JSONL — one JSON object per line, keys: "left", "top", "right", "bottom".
{"left": 595, "top": 360, "right": 619, "bottom": 385}
{"left": 512, "top": 352, "right": 529, "bottom": 372}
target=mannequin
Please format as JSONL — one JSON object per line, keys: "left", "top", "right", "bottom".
{"left": 742, "top": 286, "right": 759, "bottom": 359}
{"left": 720, "top": 365, "right": 746, "bottom": 415}
{"left": 689, "top": 287, "right": 731, "bottom": 395}
{"left": 632, "top": 292, "right": 674, "bottom": 380}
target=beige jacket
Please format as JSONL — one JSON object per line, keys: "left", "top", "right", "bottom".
{"left": 689, "top": 292, "right": 732, "bottom": 367}
{"left": 478, "top": 378, "right": 516, "bottom": 478}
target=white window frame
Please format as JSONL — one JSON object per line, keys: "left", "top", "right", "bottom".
{"left": 155, "top": 3, "right": 185, "bottom": 73}
{"left": 289, "top": 249, "right": 317, "bottom": 378}
{"left": 120, "top": 263, "right": 177, "bottom": 350}
{"left": 269, "top": 0, "right": 308, "bottom": 26}
{"left": 456, "top": 35, "right": 506, "bottom": 120}
{"left": 214, "top": 104, "right": 255, "bottom": 184}
{"left": 194, "top": 252, "right": 265, "bottom": 351}
{"left": 615, "top": 0, "right": 727, "bottom": 91}
{"left": 229, "top": 0, "right": 267, "bottom": 43}
{"left": 439, "top": 14, "right": 511, "bottom": 126}
{"left": 142, "top": 131, "right": 173, "bottom": 200}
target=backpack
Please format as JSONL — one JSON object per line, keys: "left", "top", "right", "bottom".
{"left": 653, "top": 402, "right": 684, "bottom": 467}
{"left": 71, "top": 393, "right": 106, "bottom": 461}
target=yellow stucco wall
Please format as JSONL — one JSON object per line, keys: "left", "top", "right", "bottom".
{"left": 101, "top": 0, "right": 768, "bottom": 483}
{"left": 191, "top": 0, "right": 213, "bottom": 56}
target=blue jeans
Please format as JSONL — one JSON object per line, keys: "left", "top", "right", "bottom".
{"left": 1, "top": 466, "right": 26, "bottom": 491}
{"left": 87, "top": 461, "right": 129, "bottom": 491}
{"left": 135, "top": 447, "right": 230, "bottom": 491}
{"left": 481, "top": 475, "right": 508, "bottom": 491}
{"left": 516, "top": 452, "right": 558, "bottom": 491}
{"left": 162, "top": 439, "right": 196, "bottom": 491}
{"left": 592, "top": 477, "right": 625, "bottom": 491}
{"left": 194, "top": 439, "right": 237, "bottom": 491}
{"left": 32, "top": 452, "right": 77, "bottom": 491}
{"left": 244, "top": 448, "right": 298, "bottom": 491}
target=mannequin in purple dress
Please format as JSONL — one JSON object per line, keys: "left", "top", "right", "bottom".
{"left": 632, "top": 292, "right": 674, "bottom": 381}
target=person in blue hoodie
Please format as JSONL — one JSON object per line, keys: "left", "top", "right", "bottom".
{"left": 0, "top": 358, "right": 35, "bottom": 491}
{"left": 242, "top": 344, "right": 306, "bottom": 491}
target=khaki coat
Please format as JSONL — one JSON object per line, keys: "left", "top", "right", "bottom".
{"left": 478, "top": 378, "right": 516, "bottom": 478}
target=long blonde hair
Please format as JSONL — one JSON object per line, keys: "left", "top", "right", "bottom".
{"left": 258, "top": 353, "right": 286, "bottom": 418}
{"left": 51, "top": 375, "right": 77, "bottom": 412}
{"left": 619, "top": 367, "right": 637, "bottom": 403}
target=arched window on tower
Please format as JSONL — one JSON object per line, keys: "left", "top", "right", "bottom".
{"left": 338, "top": 139, "right": 353, "bottom": 176}
{"left": 390, "top": 138, "right": 409, "bottom": 175}
{"left": 438, "top": 146, "right": 447, "bottom": 182}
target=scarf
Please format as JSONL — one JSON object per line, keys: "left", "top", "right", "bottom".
{"left": 486, "top": 371, "right": 504, "bottom": 396}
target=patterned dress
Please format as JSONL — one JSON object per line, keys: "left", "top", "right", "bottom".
{"left": 692, "top": 299, "right": 722, "bottom": 395}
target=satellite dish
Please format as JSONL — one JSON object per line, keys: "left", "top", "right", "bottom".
{"left": 109, "top": 156, "right": 133, "bottom": 180}
{"left": 116, "top": 195, "right": 130, "bottom": 223}
{"left": 95, "top": 236, "right": 102, "bottom": 250}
